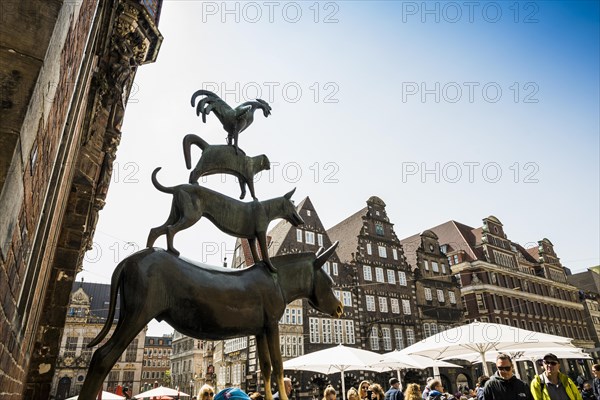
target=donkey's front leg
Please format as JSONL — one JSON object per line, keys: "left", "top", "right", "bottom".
{"left": 257, "top": 334, "right": 273, "bottom": 400}
{"left": 266, "top": 327, "right": 287, "bottom": 400}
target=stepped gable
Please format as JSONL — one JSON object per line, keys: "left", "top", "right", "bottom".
{"left": 422, "top": 220, "right": 480, "bottom": 262}
{"left": 267, "top": 196, "right": 336, "bottom": 256}
{"left": 399, "top": 232, "right": 422, "bottom": 270}
{"left": 326, "top": 207, "right": 368, "bottom": 263}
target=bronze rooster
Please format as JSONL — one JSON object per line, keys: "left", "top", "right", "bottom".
{"left": 191, "top": 90, "right": 272, "bottom": 153}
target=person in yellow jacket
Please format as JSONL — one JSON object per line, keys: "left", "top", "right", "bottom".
{"left": 530, "top": 353, "right": 583, "bottom": 400}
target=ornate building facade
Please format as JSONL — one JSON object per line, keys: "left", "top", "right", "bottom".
{"left": 51, "top": 282, "right": 146, "bottom": 398}
{"left": 419, "top": 216, "right": 594, "bottom": 381}
{"left": 0, "top": 1, "right": 162, "bottom": 398}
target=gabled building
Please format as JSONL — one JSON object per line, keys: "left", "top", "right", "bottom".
{"left": 400, "top": 230, "right": 465, "bottom": 337}
{"left": 52, "top": 282, "right": 146, "bottom": 398}
{"left": 418, "top": 216, "right": 594, "bottom": 381}
{"left": 328, "top": 196, "right": 418, "bottom": 355}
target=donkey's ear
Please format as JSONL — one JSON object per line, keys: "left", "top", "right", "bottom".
{"left": 284, "top": 187, "right": 296, "bottom": 200}
{"left": 314, "top": 241, "right": 339, "bottom": 269}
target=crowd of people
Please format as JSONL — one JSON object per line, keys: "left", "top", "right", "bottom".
{"left": 190, "top": 353, "right": 600, "bottom": 400}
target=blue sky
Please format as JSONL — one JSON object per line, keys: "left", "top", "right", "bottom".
{"left": 79, "top": 1, "right": 599, "bottom": 335}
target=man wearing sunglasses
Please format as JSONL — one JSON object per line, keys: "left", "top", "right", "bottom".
{"left": 482, "top": 353, "right": 533, "bottom": 399}
{"left": 530, "top": 353, "right": 582, "bottom": 400}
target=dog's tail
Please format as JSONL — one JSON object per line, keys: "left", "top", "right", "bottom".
{"left": 151, "top": 167, "right": 176, "bottom": 194}
{"left": 183, "top": 134, "right": 209, "bottom": 170}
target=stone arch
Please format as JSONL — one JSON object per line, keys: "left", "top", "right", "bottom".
{"left": 56, "top": 376, "right": 72, "bottom": 400}
{"left": 307, "top": 374, "right": 331, "bottom": 400}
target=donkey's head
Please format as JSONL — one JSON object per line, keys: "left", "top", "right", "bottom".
{"left": 281, "top": 188, "right": 304, "bottom": 226}
{"left": 308, "top": 242, "right": 343, "bottom": 318}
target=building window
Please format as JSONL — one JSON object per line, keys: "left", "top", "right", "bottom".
{"left": 370, "top": 327, "right": 379, "bottom": 350}
{"left": 476, "top": 293, "right": 486, "bottom": 310}
{"left": 306, "top": 210, "right": 311, "bottom": 216}
{"left": 379, "top": 297, "right": 388, "bottom": 313}
{"left": 317, "top": 233, "right": 324, "bottom": 247}
{"left": 392, "top": 248, "right": 398, "bottom": 260}
{"left": 441, "top": 263, "right": 446, "bottom": 274}
{"left": 345, "top": 321, "right": 355, "bottom": 344}
{"left": 309, "top": 318, "right": 320, "bottom": 343}
{"left": 424, "top": 260, "right": 429, "bottom": 271}
{"left": 333, "top": 320, "right": 343, "bottom": 344}
{"left": 406, "top": 328, "right": 415, "bottom": 346}
{"left": 424, "top": 288, "right": 432, "bottom": 301}
{"left": 423, "top": 323, "right": 431, "bottom": 338}
{"left": 322, "top": 319, "right": 332, "bottom": 343}
{"left": 402, "top": 300, "right": 411, "bottom": 315}
{"left": 448, "top": 291, "right": 456, "bottom": 304}
{"left": 363, "top": 265, "right": 372, "bottom": 281}
{"left": 394, "top": 328, "right": 404, "bottom": 349}
{"left": 367, "top": 243, "right": 372, "bottom": 255}
{"left": 366, "top": 295, "right": 376, "bottom": 311}
{"left": 434, "top": 290, "right": 444, "bottom": 303}
{"left": 323, "top": 261, "right": 330, "bottom": 275}
{"left": 390, "top": 298, "right": 400, "bottom": 314}
{"left": 398, "top": 271, "right": 407, "bottom": 286}
{"left": 125, "top": 339, "right": 138, "bottom": 362}
{"left": 432, "top": 261, "right": 439, "bottom": 272}
{"left": 375, "top": 222, "right": 384, "bottom": 236}
{"left": 382, "top": 328, "right": 392, "bottom": 350}
{"left": 342, "top": 292, "right": 352, "bottom": 307}
{"left": 375, "top": 267, "right": 385, "bottom": 282}
{"left": 453, "top": 254, "right": 459, "bottom": 264}
{"left": 378, "top": 246, "right": 387, "bottom": 258}
{"left": 305, "top": 231, "right": 315, "bottom": 245}
{"left": 296, "top": 229, "right": 303, "bottom": 242}
{"left": 332, "top": 262, "right": 338, "bottom": 275}
{"left": 387, "top": 270, "right": 396, "bottom": 284}
{"left": 64, "top": 336, "right": 78, "bottom": 358}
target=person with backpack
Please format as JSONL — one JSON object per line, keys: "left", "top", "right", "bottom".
{"left": 530, "top": 353, "right": 582, "bottom": 400}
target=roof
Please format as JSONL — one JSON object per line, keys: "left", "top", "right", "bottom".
{"left": 326, "top": 206, "right": 367, "bottom": 263}
{"left": 399, "top": 232, "right": 421, "bottom": 269}
{"left": 71, "top": 281, "right": 120, "bottom": 320}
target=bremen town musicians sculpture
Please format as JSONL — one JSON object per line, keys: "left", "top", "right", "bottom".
{"left": 79, "top": 90, "right": 344, "bottom": 400}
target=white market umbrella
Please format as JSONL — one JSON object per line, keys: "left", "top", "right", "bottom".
{"left": 134, "top": 386, "right": 190, "bottom": 398}
{"left": 282, "top": 344, "right": 383, "bottom": 400}
{"left": 402, "top": 322, "right": 574, "bottom": 376}
{"left": 369, "top": 350, "right": 461, "bottom": 390}
{"left": 66, "top": 391, "right": 125, "bottom": 400}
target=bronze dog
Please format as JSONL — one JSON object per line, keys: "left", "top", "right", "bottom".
{"left": 182, "top": 134, "right": 270, "bottom": 200}
{"left": 146, "top": 167, "right": 304, "bottom": 271}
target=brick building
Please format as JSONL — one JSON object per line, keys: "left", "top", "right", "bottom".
{"left": 418, "top": 216, "right": 594, "bottom": 381}
{"left": 0, "top": 1, "right": 162, "bottom": 398}
{"left": 141, "top": 334, "right": 173, "bottom": 392}
{"left": 51, "top": 282, "right": 146, "bottom": 398}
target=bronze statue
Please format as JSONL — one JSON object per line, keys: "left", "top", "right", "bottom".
{"left": 190, "top": 90, "right": 272, "bottom": 153}
{"left": 78, "top": 244, "right": 343, "bottom": 400}
{"left": 146, "top": 167, "right": 304, "bottom": 272}
{"left": 183, "top": 134, "right": 270, "bottom": 200}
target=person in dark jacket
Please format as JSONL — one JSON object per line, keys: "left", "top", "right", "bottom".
{"left": 482, "top": 353, "right": 533, "bottom": 400}
{"left": 582, "top": 382, "right": 595, "bottom": 400}
{"left": 385, "top": 378, "right": 404, "bottom": 400}
{"left": 592, "top": 364, "right": 600, "bottom": 400}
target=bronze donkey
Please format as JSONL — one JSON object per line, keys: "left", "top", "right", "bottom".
{"left": 78, "top": 244, "right": 343, "bottom": 400}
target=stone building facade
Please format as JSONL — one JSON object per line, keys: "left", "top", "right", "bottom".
{"left": 141, "top": 335, "right": 173, "bottom": 392}
{"left": 0, "top": 1, "right": 162, "bottom": 398}
{"left": 51, "top": 282, "right": 146, "bottom": 398}
{"left": 171, "top": 332, "right": 213, "bottom": 396}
